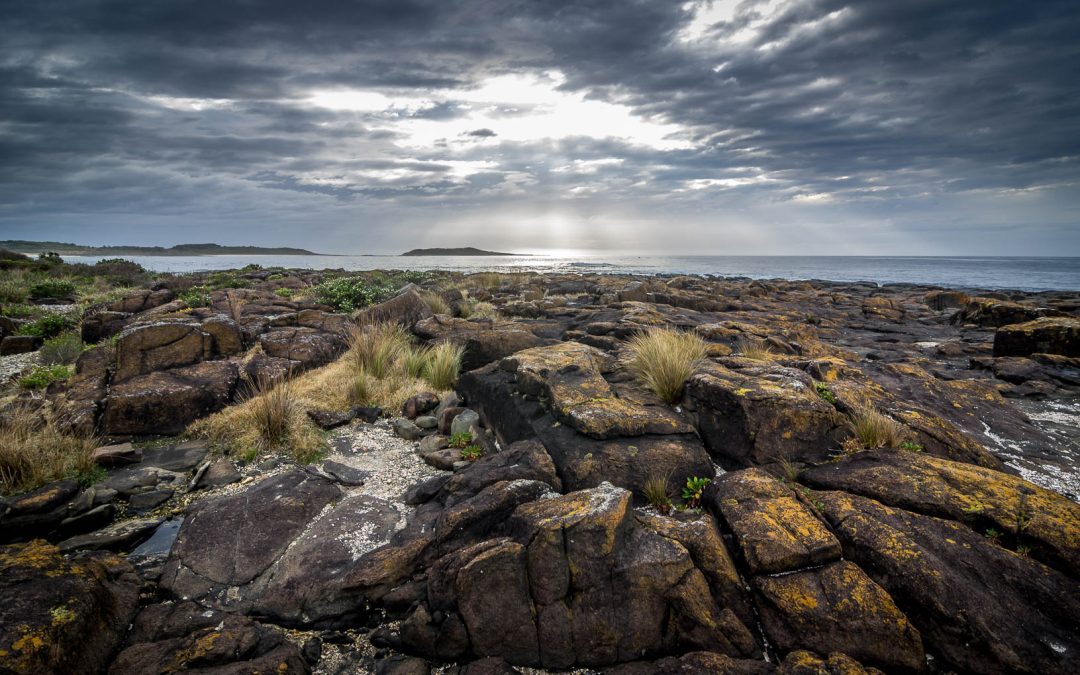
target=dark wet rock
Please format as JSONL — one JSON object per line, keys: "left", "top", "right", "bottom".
{"left": 143, "top": 439, "right": 210, "bottom": 472}
{"left": 102, "top": 360, "right": 238, "bottom": 435}
{"left": 403, "top": 392, "right": 440, "bottom": 419}
{"left": 433, "top": 440, "right": 562, "bottom": 507}
{"left": 376, "top": 655, "right": 431, "bottom": 675}
{"left": 355, "top": 406, "right": 383, "bottom": 423}
{"left": 109, "top": 609, "right": 309, "bottom": 675}
{"left": 685, "top": 361, "right": 844, "bottom": 468}
{"left": 0, "top": 479, "right": 84, "bottom": 543}
{"left": 459, "top": 656, "right": 521, "bottom": 675}
{"left": 705, "top": 468, "right": 840, "bottom": 575}
{"left": 0, "top": 540, "right": 139, "bottom": 675}
{"left": 128, "top": 488, "right": 174, "bottom": 511}
{"left": 308, "top": 407, "right": 357, "bottom": 429}
{"left": 113, "top": 321, "right": 211, "bottom": 382}
{"left": 58, "top": 516, "right": 164, "bottom": 553}
{"left": 81, "top": 310, "right": 130, "bottom": 344}
{"left": 608, "top": 650, "right": 775, "bottom": 675}
{"left": 91, "top": 442, "right": 142, "bottom": 467}
{"left": 754, "top": 561, "right": 923, "bottom": 672}
{"left": 800, "top": 448, "right": 1080, "bottom": 577}
{"left": 994, "top": 316, "right": 1080, "bottom": 358}
{"left": 160, "top": 469, "right": 340, "bottom": 610}
{"left": 0, "top": 334, "right": 42, "bottom": 355}
{"left": 313, "top": 460, "right": 369, "bottom": 486}
{"left": 817, "top": 490, "right": 1080, "bottom": 675}
{"left": 777, "top": 651, "right": 886, "bottom": 675}
{"left": 356, "top": 286, "right": 434, "bottom": 329}
{"left": 925, "top": 289, "right": 970, "bottom": 311}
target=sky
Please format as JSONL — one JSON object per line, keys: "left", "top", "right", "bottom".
{"left": 1, "top": 0, "right": 1078, "bottom": 256}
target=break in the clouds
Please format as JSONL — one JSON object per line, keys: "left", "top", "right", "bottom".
{"left": 1, "top": 0, "right": 1078, "bottom": 254}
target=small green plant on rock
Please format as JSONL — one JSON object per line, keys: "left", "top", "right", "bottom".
{"left": 449, "top": 431, "right": 473, "bottom": 449}
{"left": 179, "top": 285, "right": 212, "bottom": 308}
{"left": 900, "top": 441, "right": 924, "bottom": 453}
{"left": 643, "top": 473, "right": 673, "bottom": 515}
{"left": 681, "top": 476, "right": 711, "bottom": 509}
{"left": 40, "top": 332, "right": 84, "bottom": 365}
{"left": 813, "top": 381, "right": 838, "bottom": 406}
{"left": 460, "top": 444, "right": 484, "bottom": 461}
{"left": 984, "top": 527, "right": 1002, "bottom": 544}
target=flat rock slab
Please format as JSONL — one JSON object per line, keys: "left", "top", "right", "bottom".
{"left": 142, "top": 440, "right": 210, "bottom": 472}
{"left": 58, "top": 516, "right": 163, "bottom": 553}
{"left": 753, "top": 560, "right": 924, "bottom": 672}
{"left": 706, "top": 468, "right": 840, "bottom": 575}
{"left": 800, "top": 448, "right": 1080, "bottom": 578}
{"left": 160, "top": 469, "right": 340, "bottom": 604}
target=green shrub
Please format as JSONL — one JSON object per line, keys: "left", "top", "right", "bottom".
{"left": 460, "top": 445, "right": 484, "bottom": 461}
{"left": 40, "top": 332, "right": 84, "bottom": 365}
{"left": 207, "top": 271, "right": 252, "bottom": 290}
{"left": 179, "top": 286, "right": 212, "bottom": 308}
{"left": 681, "top": 476, "right": 711, "bottom": 509}
{"left": 900, "top": 441, "right": 924, "bottom": 453}
{"left": 814, "top": 381, "right": 838, "bottom": 406}
{"left": 19, "top": 364, "right": 74, "bottom": 389}
{"left": 17, "top": 313, "right": 74, "bottom": 339}
{"left": 92, "top": 259, "right": 147, "bottom": 286}
{"left": 315, "top": 276, "right": 397, "bottom": 312}
{"left": 274, "top": 288, "right": 294, "bottom": 299}
{"left": 449, "top": 431, "right": 472, "bottom": 449}
{"left": 28, "top": 279, "right": 75, "bottom": 300}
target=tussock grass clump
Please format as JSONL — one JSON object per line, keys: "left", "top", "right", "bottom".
{"left": 418, "top": 290, "right": 451, "bottom": 315}
{"left": 642, "top": 473, "right": 673, "bottom": 515}
{"left": 847, "top": 406, "right": 909, "bottom": 449}
{"left": 736, "top": 338, "right": 774, "bottom": 360}
{"left": 423, "top": 342, "right": 465, "bottom": 390}
{"left": 457, "top": 298, "right": 499, "bottom": 320}
{"left": 0, "top": 407, "right": 98, "bottom": 495}
{"left": 349, "top": 323, "right": 411, "bottom": 378}
{"left": 400, "top": 345, "right": 432, "bottom": 379}
{"left": 40, "top": 332, "right": 84, "bottom": 365}
{"left": 623, "top": 328, "right": 708, "bottom": 404}
{"left": 466, "top": 272, "right": 504, "bottom": 290}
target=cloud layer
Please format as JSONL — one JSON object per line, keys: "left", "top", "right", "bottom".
{"left": 1, "top": 0, "right": 1077, "bottom": 254}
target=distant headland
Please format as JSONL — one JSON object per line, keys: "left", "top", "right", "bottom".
{"left": 399, "top": 247, "right": 519, "bottom": 256}
{"left": 0, "top": 240, "right": 324, "bottom": 256}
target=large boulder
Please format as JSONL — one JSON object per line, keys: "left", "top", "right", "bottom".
{"left": 952, "top": 297, "right": 1054, "bottom": 327}
{"left": 685, "top": 361, "right": 845, "bottom": 468}
{"left": 994, "top": 316, "right": 1080, "bottom": 358}
{"left": 0, "top": 540, "right": 139, "bottom": 675}
{"left": 259, "top": 327, "right": 346, "bottom": 369}
{"left": 102, "top": 360, "right": 238, "bottom": 435}
{"left": 108, "top": 288, "right": 176, "bottom": 314}
{"left": 800, "top": 448, "right": 1080, "bottom": 578}
{"left": 753, "top": 561, "right": 924, "bottom": 672}
{"left": 816, "top": 490, "right": 1080, "bottom": 675}
{"left": 356, "top": 286, "right": 434, "bottom": 329}
{"left": 113, "top": 321, "right": 212, "bottom": 382}
{"left": 704, "top": 469, "right": 841, "bottom": 575}
{"left": 401, "top": 484, "right": 759, "bottom": 669}
{"left": 81, "top": 310, "right": 130, "bottom": 344}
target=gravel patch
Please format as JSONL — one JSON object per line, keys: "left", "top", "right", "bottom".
{"left": 0, "top": 351, "right": 40, "bottom": 383}
{"left": 324, "top": 419, "right": 447, "bottom": 502}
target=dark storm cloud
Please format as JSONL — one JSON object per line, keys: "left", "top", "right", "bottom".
{"left": 0, "top": 0, "right": 1077, "bottom": 252}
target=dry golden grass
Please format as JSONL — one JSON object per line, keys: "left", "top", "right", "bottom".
{"left": 0, "top": 407, "right": 98, "bottom": 495}
{"left": 736, "top": 337, "right": 774, "bottom": 360}
{"left": 418, "top": 290, "right": 451, "bottom": 315}
{"left": 400, "top": 344, "right": 432, "bottom": 379}
{"left": 423, "top": 342, "right": 465, "bottom": 390}
{"left": 623, "top": 328, "right": 708, "bottom": 404}
{"left": 349, "top": 323, "right": 411, "bottom": 378}
{"left": 847, "top": 406, "right": 909, "bottom": 449}
{"left": 466, "top": 272, "right": 504, "bottom": 290}
{"left": 458, "top": 298, "right": 499, "bottom": 320}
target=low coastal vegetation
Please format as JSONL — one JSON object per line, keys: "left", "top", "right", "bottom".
{"left": 0, "top": 406, "right": 98, "bottom": 494}
{"left": 846, "top": 405, "right": 910, "bottom": 449}
{"left": 622, "top": 327, "right": 708, "bottom": 404}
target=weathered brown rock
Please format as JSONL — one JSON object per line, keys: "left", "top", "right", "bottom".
{"left": 102, "top": 360, "right": 238, "bottom": 435}
{"left": 817, "top": 490, "right": 1080, "bottom": 675}
{"left": 0, "top": 540, "right": 139, "bottom": 675}
{"left": 705, "top": 468, "right": 840, "bottom": 575}
{"left": 259, "top": 327, "right": 346, "bottom": 369}
{"left": 800, "top": 448, "right": 1080, "bottom": 577}
{"left": 994, "top": 316, "right": 1080, "bottom": 358}
{"left": 413, "top": 315, "right": 550, "bottom": 370}
{"left": 113, "top": 321, "right": 212, "bottom": 382}
{"left": 753, "top": 561, "right": 923, "bottom": 672}
{"left": 686, "top": 361, "right": 844, "bottom": 467}
{"left": 356, "top": 286, "right": 434, "bottom": 329}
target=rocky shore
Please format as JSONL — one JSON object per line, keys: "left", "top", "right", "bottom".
{"left": 1, "top": 267, "right": 1078, "bottom": 674}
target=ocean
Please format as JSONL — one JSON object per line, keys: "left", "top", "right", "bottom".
{"left": 60, "top": 255, "right": 1080, "bottom": 292}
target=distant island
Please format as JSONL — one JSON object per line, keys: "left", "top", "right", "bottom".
{"left": 0, "top": 240, "right": 323, "bottom": 256}
{"left": 400, "top": 247, "right": 518, "bottom": 256}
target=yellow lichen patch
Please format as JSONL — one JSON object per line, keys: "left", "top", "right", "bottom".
{"left": 0, "top": 540, "right": 65, "bottom": 573}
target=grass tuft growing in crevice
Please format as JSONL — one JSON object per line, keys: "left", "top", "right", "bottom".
{"left": 622, "top": 328, "right": 708, "bottom": 404}
{"left": 846, "top": 406, "right": 910, "bottom": 449}
{"left": 736, "top": 338, "right": 773, "bottom": 360}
